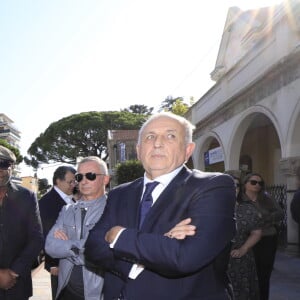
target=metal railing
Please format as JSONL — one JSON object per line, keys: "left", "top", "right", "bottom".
{"left": 266, "top": 184, "right": 287, "bottom": 247}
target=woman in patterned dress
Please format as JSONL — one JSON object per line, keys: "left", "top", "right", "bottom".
{"left": 228, "top": 176, "right": 263, "bottom": 300}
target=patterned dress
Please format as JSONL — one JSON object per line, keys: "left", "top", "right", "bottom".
{"left": 228, "top": 200, "right": 263, "bottom": 300}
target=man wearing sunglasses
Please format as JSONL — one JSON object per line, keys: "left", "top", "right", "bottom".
{"left": 0, "top": 145, "right": 43, "bottom": 299}
{"left": 39, "top": 165, "right": 76, "bottom": 300}
{"left": 85, "top": 112, "right": 236, "bottom": 300}
{"left": 45, "top": 156, "right": 109, "bottom": 300}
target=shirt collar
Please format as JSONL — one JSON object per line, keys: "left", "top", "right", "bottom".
{"left": 54, "top": 186, "right": 73, "bottom": 204}
{"left": 75, "top": 194, "right": 107, "bottom": 209}
{"left": 143, "top": 165, "right": 183, "bottom": 187}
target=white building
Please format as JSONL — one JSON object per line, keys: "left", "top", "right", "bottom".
{"left": 0, "top": 113, "right": 21, "bottom": 149}
{"left": 0, "top": 113, "right": 22, "bottom": 182}
{"left": 186, "top": 0, "right": 300, "bottom": 244}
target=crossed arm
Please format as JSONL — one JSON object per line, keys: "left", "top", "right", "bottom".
{"left": 105, "top": 218, "right": 196, "bottom": 244}
{"left": 85, "top": 175, "right": 236, "bottom": 276}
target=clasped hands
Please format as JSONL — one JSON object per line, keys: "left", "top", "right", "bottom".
{"left": 105, "top": 218, "right": 196, "bottom": 244}
{"left": 0, "top": 269, "right": 18, "bottom": 290}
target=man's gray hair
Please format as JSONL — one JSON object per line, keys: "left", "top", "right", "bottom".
{"left": 77, "top": 156, "right": 108, "bottom": 175}
{"left": 138, "top": 112, "right": 195, "bottom": 145}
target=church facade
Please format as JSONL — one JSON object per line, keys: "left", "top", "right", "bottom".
{"left": 186, "top": 0, "right": 300, "bottom": 243}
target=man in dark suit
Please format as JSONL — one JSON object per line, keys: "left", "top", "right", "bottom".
{"left": 39, "top": 165, "right": 76, "bottom": 300}
{"left": 0, "top": 145, "right": 43, "bottom": 300}
{"left": 85, "top": 112, "right": 236, "bottom": 300}
{"left": 291, "top": 166, "right": 300, "bottom": 251}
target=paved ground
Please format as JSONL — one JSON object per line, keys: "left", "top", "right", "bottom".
{"left": 31, "top": 246, "right": 300, "bottom": 300}
{"left": 269, "top": 245, "right": 300, "bottom": 300}
{"left": 31, "top": 263, "right": 51, "bottom": 300}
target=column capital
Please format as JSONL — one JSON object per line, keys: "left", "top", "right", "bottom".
{"left": 280, "top": 156, "right": 300, "bottom": 176}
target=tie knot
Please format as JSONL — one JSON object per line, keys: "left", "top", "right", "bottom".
{"left": 144, "top": 181, "right": 159, "bottom": 199}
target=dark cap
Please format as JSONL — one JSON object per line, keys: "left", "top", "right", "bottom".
{"left": 0, "top": 145, "right": 16, "bottom": 163}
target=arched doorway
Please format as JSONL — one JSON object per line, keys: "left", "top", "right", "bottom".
{"left": 202, "top": 137, "right": 225, "bottom": 172}
{"left": 239, "top": 113, "right": 281, "bottom": 184}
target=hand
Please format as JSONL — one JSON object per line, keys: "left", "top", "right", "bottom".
{"left": 105, "top": 226, "right": 125, "bottom": 244}
{"left": 50, "top": 267, "right": 59, "bottom": 276}
{"left": 164, "top": 218, "right": 196, "bottom": 240}
{"left": 9, "top": 270, "right": 19, "bottom": 278}
{"left": 0, "top": 269, "right": 17, "bottom": 290}
{"left": 230, "top": 246, "right": 248, "bottom": 258}
{"left": 54, "top": 229, "right": 69, "bottom": 240}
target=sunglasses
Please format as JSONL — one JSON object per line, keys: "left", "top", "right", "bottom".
{"left": 235, "top": 183, "right": 241, "bottom": 188}
{"left": 248, "top": 180, "right": 264, "bottom": 187}
{"left": 0, "top": 160, "right": 13, "bottom": 169}
{"left": 75, "top": 172, "right": 105, "bottom": 182}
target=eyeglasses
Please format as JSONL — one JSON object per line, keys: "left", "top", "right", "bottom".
{"left": 0, "top": 160, "right": 13, "bottom": 170}
{"left": 65, "top": 179, "right": 76, "bottom": 185}
{"left": 248, "top": 180, "right": 264, "bottom": 187}
{"left": 75, "top": 172, "right": 105, "bottom": 182}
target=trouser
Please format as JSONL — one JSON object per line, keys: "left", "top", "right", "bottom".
{"left": 51, "top": 274, "right": 58, "bottom": 300}
{"left": 0, "top": 289, "right": 29, "bottom": 300}
{"left": 57, "top": 266, "right": 84, "bottom": 300}
{"left": 253, "top": 234, "right": 278, "bottom": 300}
{"left": 57, "top": 287, "right": 84, "bottom": 300}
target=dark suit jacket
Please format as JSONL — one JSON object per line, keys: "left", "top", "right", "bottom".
{"left": 85, "top": 167, "right": 236, "bottom": 300}
{"left": 39, "top": 188, "right": 67, "bottom": 272}
{"left": 0, "top": 182, "right": 43, "bottom": 299}
{"left": 291, "top": 189, "right": 300, "bottom": 224}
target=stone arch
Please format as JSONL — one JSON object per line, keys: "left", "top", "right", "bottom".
{"left": 227, "top": 105, "right": 283, "bottom": 183}
{"left": 286, "top": 97, "right": 300, "bottom": 157}
{"left": 195, "top": 132, "right": 225, "bottom": 171}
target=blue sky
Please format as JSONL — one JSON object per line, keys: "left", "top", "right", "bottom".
{"left": 0, "top": 0, "right": 281, "bottom": 179}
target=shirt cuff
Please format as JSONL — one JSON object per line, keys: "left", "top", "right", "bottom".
{"left": 109, "top": 228, "right": 126, "bottom": 248}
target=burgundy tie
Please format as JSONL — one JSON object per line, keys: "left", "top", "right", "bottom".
{"left": 139, "top": 181, "right": 159, "bottom": 228}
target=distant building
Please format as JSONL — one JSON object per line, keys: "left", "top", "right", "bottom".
{"left": 107, "top": 129, "right": 139, "bottom": 187}
{"left": 21, "top": 176, "right": 39, "bottom": 194}
{"left": 0, "top": 113, "right": 23, "bottom": 182}
{"left": 0, "top": 113, "right": 21, "bottom": 149}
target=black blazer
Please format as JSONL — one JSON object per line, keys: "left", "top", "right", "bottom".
{"left": 0, "top": 182, "right": 43, "bottom": 299}
{"left": 85, "top": 167, "right": 236, "bottom": 300}
{"left": 39, "top": 188, "right": 67, "bottom": 271}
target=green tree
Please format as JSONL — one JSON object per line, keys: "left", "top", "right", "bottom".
{"left": 159, "top": 96, "right": 191, "bottom": 116}
{"left": 116, "top": 160, "right": 144, "bottom": 184}
{"left": 159, "top": 95, "right": 180, "bottom": 112}
{"left": 171, "top": 99, "right": 189, "bottom": 116}
{"left": 25, "top": 111, "right": 147, "bottom": 168}
{"left": 121, "top": 104, "right": 154, "bottom": 115}
{"left": 0, "top": 139, "right": 23, "bottom": 164}
{"left": 38, "top": 178, "right": 50, "bottom": 199}
{"left": 189, "top": 96, "right": 195, "bottom": 106}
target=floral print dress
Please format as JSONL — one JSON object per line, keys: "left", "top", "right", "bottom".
{"left": 228, "top": 200, "right": 263, "bottom": 300}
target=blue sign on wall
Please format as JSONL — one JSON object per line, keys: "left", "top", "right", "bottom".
{"left": 204, "top": 146, "right": 224, "bottom": 166}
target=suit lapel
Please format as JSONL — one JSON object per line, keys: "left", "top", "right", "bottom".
{"left": 124, "top": 178, "right": 144, "bottom": 228}
{"left": 51, "top": 189, "right": 67, "bottom": 211}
